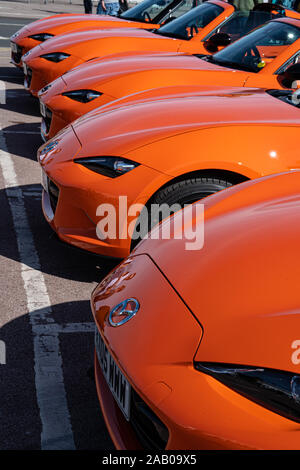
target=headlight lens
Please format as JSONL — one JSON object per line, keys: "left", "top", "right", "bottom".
{"left": 195, "top": 362, "right": 300, "bottom": 424}
{"left": 11, "top": 31, "right": 20, "bottom": 39}
{"left": 62, "top": 90, "right": 103, "bottom": 103}
{"left": 39, "top": 83, "right": 52, "bottom": 95}
{"left": 40, "top": 139, "right": 59, "bottom": 156}
{"left": 74, "top": 156, "right": 140, "bottom": 178}
{"left": 29, "top": 33, "right": 54, "bottom": 42}
{"left": 40, "top": 52, "right": 70, "bottom": 62}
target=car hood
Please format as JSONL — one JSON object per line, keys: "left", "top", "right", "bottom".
{"left": 134, "top": 170, "right": 300, "bottom": 373}
{"left": 25, "top": 27, "right": 174, "bottom": 61}
{"left": 39, "top": 26, "right": 162, "bottom": 49}
{"left": 15, "top": 14, "right": 78, "bottom": 36}
{"left": 61, "top": 54, "right": 227, "bottom": 90}
{"left": 17, "top": 14, "right": 135, "bottom": 40}
{"left": 22, "top": 13, "right": 136, "bottom": 33}
{"left": 71, "top": 88, "right": 300, "bottom": 162}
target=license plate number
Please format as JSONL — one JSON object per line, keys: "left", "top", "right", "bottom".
{"left": 11, "top": 42, "right": 18, "bottom": 53}
{"left": 41, "top": 169, "right": 48, "bottom": 192}
{"left": 95, "top": 328, "right": 131, "bottom": 421}
{"left": 40, "top": 100, "right": 46, "bottom": 117}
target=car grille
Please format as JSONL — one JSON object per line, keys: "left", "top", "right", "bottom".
{"left": 43, "top": 107, "right": 53, "bottom": 135}
{"left": 11, "top": 45, "right": 23, "bottom": 64}
{"left": 48, "top": 179, "right": 59, "bottom": 214}
{"left": 130, "top": 389, "right": 169, "bottom": 450}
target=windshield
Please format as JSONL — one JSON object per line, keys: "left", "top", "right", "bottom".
{"left": 121, "top": 0, "right": 178, "bottom": 22}
{"left": 203, "top": 10, "right": 285, "bottom": 44}
{"left": 156, "top": 2, "right": 224, "bottom": 40}
{"left": 158, "top": 0, "right": 195, "bottom": 25}
{"left": 209, "top": 21, "right": 300, "bottom": 73}
{"left": 267, "top": 89, "right": 300, "bottom": 109}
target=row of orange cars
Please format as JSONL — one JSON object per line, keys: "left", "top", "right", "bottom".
{"left": 11, "top": 0, "right": 300, "bottom": 449}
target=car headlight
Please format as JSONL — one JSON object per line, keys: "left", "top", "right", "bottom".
{"left": 29, "top": 33, "right": 54, "bottom": 42}
{"left": 74, "top": 156, "right": 140, "bottom": 178}
{"left": 40, "top": 52, "right": 70, "bottom": 63}
{"left": 195, "top": 362, "right": 300, "bottom": 424}
{"left": 11, "top": 31, "right": 20, "bottom": 39}
{"left": 62, "top": 90, "right": 103, "bottom": 103}
{"left": 39, "top": 83, "right": 53, "bottom": 95}
{"left": 40, "top": 139, "right": 59, "bottom": 156}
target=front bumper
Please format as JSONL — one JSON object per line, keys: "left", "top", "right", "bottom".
{"left": 23, "top": 55, "right": 83, "bottom": 96}
{"left": 41, "top": 163, "right": 170, "bottom": 259}
{"left": 95, "top": 354, "right": 166, "bottom": 450}
{"left": 95, "top": 348, "right": 300, "bottom": 450}
{"left": 10, "top": 37, "right": 39, "bottom": 67}
{"left": 11, "top": 42, "right": 24, "bottom": 68}
{"left": 40, "top": 93, "right": 115, "bottom": 141}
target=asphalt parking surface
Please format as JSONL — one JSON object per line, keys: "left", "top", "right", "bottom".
{"left": 0, "top": 7, "right": 117, "bottom": 451}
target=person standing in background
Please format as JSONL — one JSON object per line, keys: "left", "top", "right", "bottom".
{"left": 118, "top": 0, "right": 128, "bottom": 13}
{"left": 233, "top": 0, "right": 255, "bottom": 12}
{"left": 84, "top": 0, "right": 93, "bottom": 13}
{"left": 97, "top": 0, "right": 120, "bottom": 15}
{"left": 233, "top": 0, "right": 255, "bottom": 29}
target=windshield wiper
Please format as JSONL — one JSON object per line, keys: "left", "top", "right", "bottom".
{"left": 205, "top": 56, "right": 257, "bottom": 73}
{"left": 193, "top": 54, "right": 209, "bottom": 59}
{"left": 154, "top": 29, "right": 186, "bottom": 40}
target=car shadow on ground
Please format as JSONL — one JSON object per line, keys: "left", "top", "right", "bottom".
{"left": 0, "top": 66, "right": 24, "bottom": 85}
{"left": 0, "top": 183, "right": 119, "bottom": 283}
{"left": 0, "top": 301, "right": 114, "bottom": 450}
{"left": 1, "top": 90, "right": 41, "bottom": 118}
{"left": 2, "top": 122, "right": 43, "bottom": 161}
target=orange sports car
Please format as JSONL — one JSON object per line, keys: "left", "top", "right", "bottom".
{"left": 10, "top": 0, "right": 194, "bottom": 68}
{"left": 22, "top": 0, "right": 288, "bottom": 96}
{"left": 38, "top": 85, "right": 300, "bottom": 259}
{"left": 39, "top": 16, "right": 300, "bottom": 140}
{"left": 91, "top": 169, "right": 300, "bottom": 449}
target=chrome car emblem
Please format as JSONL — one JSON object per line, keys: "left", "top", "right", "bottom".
{"left": 108, "top": 298, "right": 140, "bottom": 327}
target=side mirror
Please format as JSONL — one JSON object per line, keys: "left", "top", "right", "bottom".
{"left": 278, "top": 63, "right": 300, "bottom": 89}
{"left": 203, "top": 32, "right": 231, "bottom": 53}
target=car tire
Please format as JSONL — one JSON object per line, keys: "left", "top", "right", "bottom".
{"left": 131, "top": 176, "right": 233, "bottom": 249}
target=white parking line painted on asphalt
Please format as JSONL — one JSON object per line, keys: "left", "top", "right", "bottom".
{"left": 0, "top": 81, "right": 5, "bottom": 104}
{"left": 0, "top": 13, "right": 46, "bottom": 18}
{"left": 0, "top": 117, "right": 76, "bottom": 449}
{"left": 32, "top": 322, "right": 95, "bottom": 334}
{"left": 3, "top": 130, "right": 41, "bottom": 135}
{"left": 22, "top": 189, "right": 42, "bottom": 198}
{"left": 0, "top": 23, "right": 25, "bottom": 26}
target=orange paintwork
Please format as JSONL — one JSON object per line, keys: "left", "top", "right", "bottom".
{"left": 22, "top": 1, "right": 238, "bottom": 95}
{"left": 38, "top": 86, "right": 300, "bottom": 258}
{"left": 39, "top": 17, "right": 300, "bottom": 140}
{"left": 10, "top": 0, "right": 192, "bottom": 67}
{"left": 91, "top": 170, "right": 300, "bottom": 449}
{"left": 22, "top": 5, "right": 300, "bottom": 97}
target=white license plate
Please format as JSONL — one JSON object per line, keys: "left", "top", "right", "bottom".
{"left": 95, "top": 328, "right": 131, "bottom": 421}
{"left": 41, "top": 169, "right": 48, "bottom": 192}
{"left": 11, "top": 42, "right": 18, "bottom": 53}
{"left": 40, "top": 100, "right": 46, "bottom": 117}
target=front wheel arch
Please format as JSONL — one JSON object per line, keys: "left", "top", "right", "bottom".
{"left": 130, "top": 169, "right": 250, "bottom": 251}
